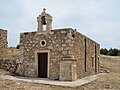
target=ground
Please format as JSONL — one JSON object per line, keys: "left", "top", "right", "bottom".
{"left": 81, "top": 55, "right": 120, "bottom": 90}
{"left": 0, "top": 55, "right": 120, "bottom": 90}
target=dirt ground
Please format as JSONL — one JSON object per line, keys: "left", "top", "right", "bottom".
{"left": 81, "top": 55, "right": 120, "bottom": 90}
{"left": 0, "top": 55, "right": 120, "bottom": 90}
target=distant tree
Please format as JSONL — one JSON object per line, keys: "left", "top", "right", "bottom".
{"left": 100, "top": 48, "right": 108, "bottom": 55}
{"left": 100, "top": 48, "right": 120, "bottom": 56}
{"left": 117, "top": 50, "right": 120, "bottom": 56}
{"left": 16, "top": 44, "right": 20, "bottom": 49}
{"left": 108, "top": 48, "right": 119, "bottom": 56}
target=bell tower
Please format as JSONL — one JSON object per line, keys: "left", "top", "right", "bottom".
{"left": 37, "top": 8, "right": 52, "bottom": 33}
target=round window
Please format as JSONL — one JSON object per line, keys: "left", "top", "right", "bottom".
{"left": 40, "top": 40, "right": 46, "bottom": 47}
{"left": 41, "top": 41, "right": 45, "bottom": 45}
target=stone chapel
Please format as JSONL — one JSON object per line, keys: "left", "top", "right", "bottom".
{"left": 18, "top": 9, "right": 100, "bottom": 81}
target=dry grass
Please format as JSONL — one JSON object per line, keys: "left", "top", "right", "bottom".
{"left": 81, "top": 55, "right": 120, "bottom": 90}
{"left": 0, "top": 47, "right": 19, "bottom": 59}
{"left": 7, "top": 48, "right": 20, "bottom": 59}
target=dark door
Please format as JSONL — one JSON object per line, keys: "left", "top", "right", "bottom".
{"left": 38, "top": 53, "right": 48, "bottom": 78}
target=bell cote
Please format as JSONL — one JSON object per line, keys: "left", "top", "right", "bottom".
{"left": 37, "top": 8, "right": 52, "bottom": 33}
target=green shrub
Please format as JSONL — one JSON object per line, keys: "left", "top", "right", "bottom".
{"left": 100, "top": 48, "right": 108, "bottom": 55}
{"left": 16, "top": 44, "right": 20, "bottom": 49}
{"left": 100, "top": 48, "right": 120, "bottom": 56}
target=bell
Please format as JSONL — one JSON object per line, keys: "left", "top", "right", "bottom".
{"left": 42, "top": 17, "right": 47, "bottom": 25}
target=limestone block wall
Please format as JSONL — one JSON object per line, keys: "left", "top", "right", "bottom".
{"left": 19, "top": 28, "right": 74, "bottom": 80}
{"left": 0, "top": 29, "right": 8, "bottom": 56}
{"left": 0, "top": 58, "right": 19, "bottom": 73}
{"left": 59, "top": 58, "right": 77, "bottom": 81}
{"left": 72, "top": 31, "right": 100, "bottom": 79}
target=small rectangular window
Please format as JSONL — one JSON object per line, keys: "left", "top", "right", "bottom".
{"left": 98, "top": 57, "right": 99, "bottom": 72}
{"left": 92, "top": 57, "right": 94, "bottom": 67}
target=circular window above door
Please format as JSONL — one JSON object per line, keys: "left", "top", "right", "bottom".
{"left": 40, "top": 40, "right": 46, "bottom": 47}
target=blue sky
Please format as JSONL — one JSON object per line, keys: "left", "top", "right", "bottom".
{"left": 0, "top": 0, "right": 120, "bottom": 49}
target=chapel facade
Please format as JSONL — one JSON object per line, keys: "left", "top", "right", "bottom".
{"left": 18, "top": 9, "right": 100, "bottom": 81}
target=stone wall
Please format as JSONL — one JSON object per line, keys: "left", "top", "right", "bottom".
{"left": 72, "top": 31, "right": 100, "bottom": 79}
{"left": 0, "top": 58, "right": 19, "bottom": 73}
{"left": 0, "top": 29, "right": 8, "bottom": 56}
{"left": 59, "top": 58, "right": 77, "bottom": 81}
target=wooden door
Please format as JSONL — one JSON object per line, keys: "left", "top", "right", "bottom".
{"left": 38, "top": 53, "right": 48, "bottom": 78}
